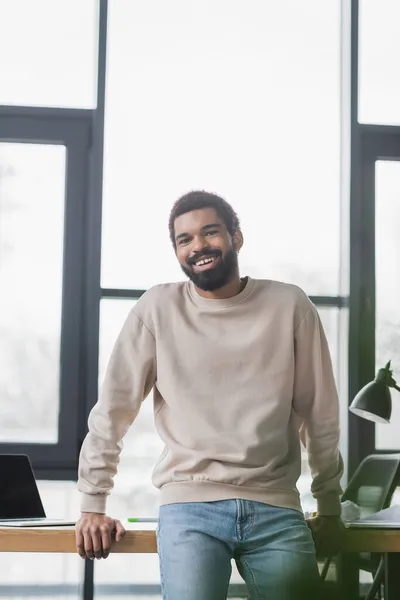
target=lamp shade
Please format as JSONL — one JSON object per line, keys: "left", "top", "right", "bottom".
{"left": 349, "top": 362, "right": 400, "bottom": 424}
{"left": 349, "top": 380, "right": 392, "bottom": 423}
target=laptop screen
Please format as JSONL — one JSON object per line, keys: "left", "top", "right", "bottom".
{"left": 0, "top": 454, "right": 46, "bottom": 519}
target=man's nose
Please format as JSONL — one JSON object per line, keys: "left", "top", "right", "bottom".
{"left": 191, "top": 236, "right": 209, "bottom": 253}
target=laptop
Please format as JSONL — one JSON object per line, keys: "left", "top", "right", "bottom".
{"left": 0, "top": 454, "right": 75, "bottom": 527}
{"left": 346, "top": 505, "right": 400, "bottom": 529}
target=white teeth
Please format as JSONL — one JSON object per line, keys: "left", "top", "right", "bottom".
{"left": 195, "top": 257, "right": 214, "bottom": 266}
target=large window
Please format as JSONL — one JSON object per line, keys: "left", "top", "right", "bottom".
{"left": 375, "top": 160, "right": 400, "bottom": 449}
{"left": 0, "top": 113, "right": 91, "bottom": 469}
{"left": 0, "top": 143, "right": 65, "bottom": 443}
{"left": 0, "top": 0, "right": 99, "bottom": 108}
{"left": 102, "top": 0, "right": 341, "bottom": 295}
{"left": 358, "top": 0, "right": 400, "bottom": 125}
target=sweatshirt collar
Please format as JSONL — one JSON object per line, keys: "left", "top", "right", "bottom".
{"left": 187, "top": 276, "right": 256, "bottom": 310}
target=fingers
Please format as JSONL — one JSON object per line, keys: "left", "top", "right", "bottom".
{"left": 76, "top": 526, "right": 108, "bottom": 560}
{"left": 100, "top": 525, "right": 112, "bottom": 559}
{"left": 114, "top": 519, "right": 126, "bottom": 543}
{"left": 75, "top": 527, "right": 86, "bottom": 559}
{"left": 83, "top": 528, "right": 95, "bottom": 560}
{"left": 75, "top": 516, "right": 126, "bottom": 560}
{"left": 92, "top": 527, "right": 103, "bottom": 560}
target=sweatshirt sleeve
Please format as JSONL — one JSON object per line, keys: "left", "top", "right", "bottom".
{"left": 293, "top": 303, "right": 344, "bottom": 516}
{"left": 77, "top": 309, "right": 156, "bottom": 514}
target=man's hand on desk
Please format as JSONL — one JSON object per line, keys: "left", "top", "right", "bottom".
{"left": 75, "top": 513, "right": 126, "bottom": 560}
{"left": 306, "top": 515, "right": 346, "bottom": 557}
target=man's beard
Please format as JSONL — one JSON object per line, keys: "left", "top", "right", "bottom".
{"left": 180, "top": 248, "right": 239, "bottom": 291}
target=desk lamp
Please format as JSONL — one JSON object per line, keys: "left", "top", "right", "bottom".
{"left": 349, "top": 361, "right": 400, "bottom": 424}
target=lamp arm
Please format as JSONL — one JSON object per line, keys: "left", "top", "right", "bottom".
{"left": 377, "top": 362, "right": 400, "bottom": 392}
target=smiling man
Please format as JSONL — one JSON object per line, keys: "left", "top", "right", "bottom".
{"left": 174, "top": 203, "right": 243, "bottom": 294}
{"left": 76, "top": 190, "right": 344, "bottom": 600}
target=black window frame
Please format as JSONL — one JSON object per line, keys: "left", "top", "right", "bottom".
{"left": 0, "top": 108, "right": 92, "bottom": 476}
{"left": 349, "top": 126, "right": 400, "bottom": 471}
{"left": 348, "top": 0, "right": 400, "bottom": 474}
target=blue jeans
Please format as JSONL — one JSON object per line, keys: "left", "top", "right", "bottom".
{"left": 156, "top": 500, "right": 321, "bottom": 600}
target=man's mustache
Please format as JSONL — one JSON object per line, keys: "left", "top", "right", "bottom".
{"left": 186, "top": 249, "right": 222, "bottom": 266}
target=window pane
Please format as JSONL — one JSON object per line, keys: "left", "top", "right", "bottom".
{"left": 0, "top": 0, "right": 98, "bottom": 108}
{"left": 0, "top": 143, "right": 65, "bottom": 442}
{"left": 375, "top": 161, "right": 400, "bottom": 449}
{"left": 102, "top": 0, "right": 341, "bottom": 294}
{"left": 359, "top": 0, "right": 400, "bottom": 124}
{"left": 1, "top": 480, "right": 82, "bottom": 599}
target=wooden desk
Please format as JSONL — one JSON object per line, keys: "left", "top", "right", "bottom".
{"left": 0, "top": 525, "right": 157, "bottom": 553}
{"left": 0, "top": 525, "right": 158, "bottom": 600}
{"left": 1, "top": 526, "right": 400, "bottom": 600}
{"left": 340, "top": 528, "right": 400, "bottom": 600}
{"left": 1, "top": 525, "right": 399, "bottom": 554}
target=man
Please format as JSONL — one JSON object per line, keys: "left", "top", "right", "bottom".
{"left": 76, "top": 190, "right": 344, "bottom": 599}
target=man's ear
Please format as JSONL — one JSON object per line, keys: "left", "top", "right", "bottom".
{"left": 233, "top": 230, "right": 244, "bottom": 253}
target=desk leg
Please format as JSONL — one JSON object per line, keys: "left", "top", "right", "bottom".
{"left": 83, "top": 558, "right": 94, "bottom": 600}
{"left": 384, "top": 553, "right": 400, "bottom": 600}
{"left": 337, "top": 553, "right": 359, "bottom": 600}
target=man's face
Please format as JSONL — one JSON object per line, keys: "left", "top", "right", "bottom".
{"left": 174, "top": 207, "right": 240, "bottom": 291}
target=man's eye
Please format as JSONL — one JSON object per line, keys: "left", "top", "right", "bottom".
{"left": 178, "top": 238, "right": 190, "bottom": 245}
{"left": 205, "top": 230, "right": 218, "bottom": 236}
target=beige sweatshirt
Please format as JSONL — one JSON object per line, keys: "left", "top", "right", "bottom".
{"left": 78, "top": 277, "right": 343, "bottom": 516}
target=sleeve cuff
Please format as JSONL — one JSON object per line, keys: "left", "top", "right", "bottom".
{"left": 80, "top": 493, "right": 107, "bottom": 514}
{"left": 317, "top": 493, "right": 342, "bottom": 516}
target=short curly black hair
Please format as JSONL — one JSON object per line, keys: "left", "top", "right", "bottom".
{"left": 169, "top": 190, "right": 241, "bottom": 248}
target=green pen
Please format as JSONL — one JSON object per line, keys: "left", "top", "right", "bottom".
{"left": 127, "top": 517, "right": 158, "bottom": 523}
